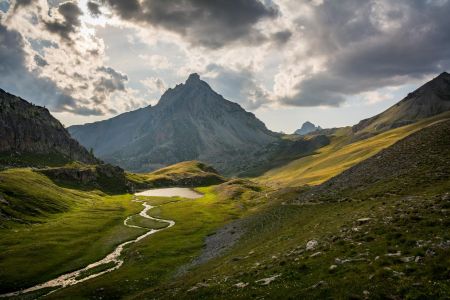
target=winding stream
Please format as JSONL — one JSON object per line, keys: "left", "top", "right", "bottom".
{"left": 0, "top": 188, "right": 198, "bottom": 298}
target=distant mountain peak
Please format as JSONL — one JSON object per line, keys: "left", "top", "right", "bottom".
{"left": 295, "top": 121, "right": 321, "bottom": 135}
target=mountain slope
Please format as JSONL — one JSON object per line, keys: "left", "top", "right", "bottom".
{"left": 353, "top": 72, "right": 450, "bottom": 137}
{"left": 0, "top": 89, "right": 97, "bottom": 166}
{"left": 258, "top": 113, "right": 449, "bottom": 187}
{"left": 302, "top": 117, "right": 450, "bottom": 202}
{"left": 69, "top": 74, "right": 280, "bottom": 173}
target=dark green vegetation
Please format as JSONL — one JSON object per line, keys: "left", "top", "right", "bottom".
{"left": 0, "top": 170, "right": 146, "bottom": 293}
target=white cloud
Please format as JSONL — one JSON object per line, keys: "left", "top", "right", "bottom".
{"left": 138, "top": 54, "right": 172, "bottom": 70}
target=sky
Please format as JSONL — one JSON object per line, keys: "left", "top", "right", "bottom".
{"left": 0, "top": 0, "right": 449, "bottom": 133}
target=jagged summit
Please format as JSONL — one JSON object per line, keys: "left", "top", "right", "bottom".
{"left": 186, "top": 73, "right": 201, "bottom": 83}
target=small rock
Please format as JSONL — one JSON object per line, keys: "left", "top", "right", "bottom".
{"left": 357, "top": 218, "right": 372, "bottom": 224}
{"left": 400, "top": 256, "right": 415, "bottom": 263}
{"left": 414, "top": 256, "right": 422, "bottom": 263}
{"left": 255, "top": 274, "right": 281, "bottom": 285}
{"left": 309, "top": 280, "right": 327, "bottom": 289}
{"left": 385, "top": 251, "right": 401, "bottom": 257}
{"left": 234, "top": 282, "right": 248, "bottom": 288}
{"left": 329, "top": 264, "right": 338, "bottom": 270}
{"left": 306, "top": 240, "right": 318, "bottom": 251}
{"left": 310, "top": 251, "right": 322, "bottom": 258}
{"left": 187, "top": 286, "right": 198, "bottom": 292}
{"left": 0, "top": 195, "right": 8, "bottom": 205}
{"left": 188, "top": 282, "right": 209, "bottom": 292}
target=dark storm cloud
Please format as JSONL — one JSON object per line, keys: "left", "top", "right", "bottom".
{"left": 0, "top": 24, "right": 102, "bottom": 115}
{"left": 44, "top": 1, "right": 83, "bottom": 41}
{"left": 205, "top": 64, "right": 269, "bottom": 110}
{"left": 33, "top": 54, "right": 48, "bottom": 67}
{"left": 11, "top": 0, "right": 32, "bottom": 12}
{"left": 271, "top": 30, "right": 292, "bottom": 45}
{"left": 87, "top": 1, "right": 101, "bottom": 17}
{"left": 96, "top": 66, "right": 128, "bottom": 92}
{"left": 104, "top": 0, "right": 279, "bottom": 48}
{"left": 282, "top": 0, "right": 450, "bottom": 107}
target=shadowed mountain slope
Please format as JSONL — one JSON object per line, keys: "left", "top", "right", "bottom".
{"left": 0, "top": 89, "right": 97, "bottom": 167}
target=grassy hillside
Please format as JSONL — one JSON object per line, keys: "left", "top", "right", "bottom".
{"left": 258, "top": 111, "right": 450, "bottom": 187}
{"left": 137, "top": 116, "right": 450, "bottom": 299}
{"left": 127, "top": 160, "right": 225, "bottom": 189}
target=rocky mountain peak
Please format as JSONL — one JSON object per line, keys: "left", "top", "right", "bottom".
{"left": 295, "top": 121, "right": 322, "bottom": 135}
{"left": 69, "top": 74, "right": 279, "bottom": 173}
{"left": 186, "top": 73, "right": 201, "bottom": 83}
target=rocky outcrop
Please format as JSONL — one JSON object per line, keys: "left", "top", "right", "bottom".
{"left": 39, "top": 164, "right": 130, "bottom": 194}
{"left": 0, "top": 89, "right": 97, "bottom": 165}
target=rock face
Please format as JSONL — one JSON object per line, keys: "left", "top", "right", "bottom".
{"left": 0, "top": 89, "right": 97, "bottom": 165}
{"left": 353, "top": 72, "right": 450, "bottom": 137}
{"left": 69, "top": 73, "right": 279, "bottom": 173}
{"left": 39, "top": 164, "right": 130, "bottom": 194}
{"left": 295, "top": 121, "right": 322, "bottom": 135}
